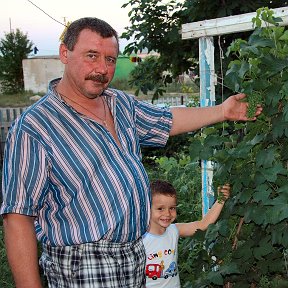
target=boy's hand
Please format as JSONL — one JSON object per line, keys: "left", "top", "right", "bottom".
{"left": 217, "top": 183, "right": 231, "bottom": 203}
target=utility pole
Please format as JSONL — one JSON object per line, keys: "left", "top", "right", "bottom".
{"left": 9, "top": 18, "right": 12, "bottom": 33}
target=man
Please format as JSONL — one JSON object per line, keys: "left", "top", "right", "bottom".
{"left": 0, "top": 17, "right": 262, "bottom": 288}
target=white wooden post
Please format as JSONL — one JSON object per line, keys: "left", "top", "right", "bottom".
{"left": 182, "top": 6, "right": 288, "bottom": 216}
{"left": 199, "top": 37, "right": 216, "bottom": 215}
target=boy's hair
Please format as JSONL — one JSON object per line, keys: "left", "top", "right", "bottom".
{"left": 63, "top": 17, "right": 119, "bottom": 52}
{"left": 150, "top": 180, "right": 177, "bottom": 198}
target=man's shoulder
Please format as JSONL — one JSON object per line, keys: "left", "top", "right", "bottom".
{"left": 21, "top": 94, "right": 53, "bottom": 118}
{"left": 9, "top": 94, "right": 55, "bottom": 133}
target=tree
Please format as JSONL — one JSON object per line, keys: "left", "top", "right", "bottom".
{"left": 121, "top": 0, "right": 288, "bottom": 99}
{"left": 0, "top": 29, "right": 33, "bottom": 94}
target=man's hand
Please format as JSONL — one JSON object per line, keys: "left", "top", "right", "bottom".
{"left": 221, "top": 94, "right": 262, "bottom": 121}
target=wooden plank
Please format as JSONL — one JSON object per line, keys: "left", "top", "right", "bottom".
{"left": 0, "top": 122, "right": 13, "bottom": 128}
{"left": 182, "top": 6, "right": 288, "bottom": 39}
{"left": 0, "top": 110, "right": 6, "bottom": 145}
{"left": 0, "top": 107, "right": 27, "bottom": 143}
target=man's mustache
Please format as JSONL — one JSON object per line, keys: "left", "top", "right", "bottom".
{"left": 85, "top": 74, "right": 109, "bottom": 83}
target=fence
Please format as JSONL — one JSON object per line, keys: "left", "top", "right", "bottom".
{"left": 0, "top": 107, "right": 27, "bottom": 165}
{"left": 145, "top": 94, "right": 190, "bottom": 106}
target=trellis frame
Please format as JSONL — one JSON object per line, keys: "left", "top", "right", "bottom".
{"left": 181, "top": 6, "right": 288, "bottom": 216}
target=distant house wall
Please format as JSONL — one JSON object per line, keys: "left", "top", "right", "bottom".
{"left": 23, "top": 56, "right": 64, "bottom": 93}
{"left": 22, "top": 55, "right": 137, "bottom": 94}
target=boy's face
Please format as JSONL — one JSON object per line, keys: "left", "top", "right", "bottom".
{"left": 149, "top": 193, "right": 177, "bottom": 234}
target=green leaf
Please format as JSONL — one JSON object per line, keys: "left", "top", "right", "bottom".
{"left": 238, "top": 61, "right": 249, "bottom": 79}
{"left": 260, "top": 54, "right": 288, "bottom": 77}
{"left": 219, "top": 262, "right": 241, "bottom": 275}
{"left": 255, "top": 146, "right": 276, "bottom": 168}
{"left": 253, "top": 236, "right": 273, "bottom": 260}
{"left": 248, "top": 34, "right": 275, "bottom": 48}
{"left": 279, "top": 30, "right": 288, "bottom": 41}
{"left": 272, "top": 117, "right": 287, "bottom": 138}
{"left": 204, "top": 134, "right": 228, "bottom": 147}
{"left": 271, "top": 222, "right": 288, "bottom": 247}
{"left": 189, "top": 139, "right": 203, "bottom": 161}
{"left": 266, "top": 204, "right": 288, "bottom": 225}
{"left": 253, "top": 184, "right": 271, "bottom": 203}
{"left": 248, "top": 133, "right": 265, "bottom": 145}
{"left": 233, "top": 240, "right": 253, "bottom": 261}
{"left": 225, "top": 61, "right": 242, "bottom": 92}
{"left": 244, "top": 204, "right": 266, "bottom": 225}
{"left": 206, "top": 271, "right": 223, "bottom": 285}
{"left": 239, "top": 189, "right": 253, "bottom": 204}
{"left": 258, "top": 163, "right": 287, "bottom": 182}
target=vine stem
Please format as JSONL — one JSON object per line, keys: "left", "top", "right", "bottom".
{"left": 224, "top": 217, "right": 244, "bottom": 288}
{"left": 232, "top": 217, "right": 244, "bottom": 250}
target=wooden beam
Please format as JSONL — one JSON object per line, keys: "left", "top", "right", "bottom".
{"left": 182, "top": 6, "right": 288, "bottom": 39}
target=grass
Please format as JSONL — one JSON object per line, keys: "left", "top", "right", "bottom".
{"left": 0, "top": 91, "right": 42, "bottom": 108}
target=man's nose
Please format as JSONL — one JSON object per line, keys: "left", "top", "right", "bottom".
{"left": 94, "top": 57, "right": 108, "bottom": 74}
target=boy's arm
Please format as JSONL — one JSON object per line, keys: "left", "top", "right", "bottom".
{"left": 176, "top": 184, "right": 230, "bottom": 237}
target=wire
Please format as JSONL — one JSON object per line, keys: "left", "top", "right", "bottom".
{"left": 218, "top": 35, "right": 224, "bottom": 103}
{"left": 27, "top": 0, "right": 66, "bottom": 27}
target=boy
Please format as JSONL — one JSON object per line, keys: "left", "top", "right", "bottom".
{"left": 143, "top": 180, "right": 230, "bottom": 288}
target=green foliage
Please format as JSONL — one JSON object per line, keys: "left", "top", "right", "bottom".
{"left": 185, "top": 9, "right": 288, "bottom": 286}
{"left": 128, "top": 55, "right": 173, "bottom": 100}
{"left": 0, "top": 29, "right": 33, "bottom": 94}
{"left": 121, "top": 0, "right": 286, "bottom": 97}
{"left": 128, "top": 55, "right": 200, "bottom": 102}
{"left": 121, "top": 0, "right": 199, "bottom": 96}
{"left": 226, "top": 7, "right": 288, "bottom": 118}
{"left": 110, "top": 77, "right": 133, "bottom": 91}
{"left": 142, "top": 132, "right": 194, "bottom": 173}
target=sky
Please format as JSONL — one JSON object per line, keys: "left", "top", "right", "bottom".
{"left": 0, "top": 0, "right": 132, "bottom": 56}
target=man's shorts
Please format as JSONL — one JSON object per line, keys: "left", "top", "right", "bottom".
{"left": 39, "top": 238, "right": 146, "bottom": 288}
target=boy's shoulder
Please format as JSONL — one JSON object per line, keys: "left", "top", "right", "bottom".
{"left": 143, "top": 224, "right": 179, "bottom": 242}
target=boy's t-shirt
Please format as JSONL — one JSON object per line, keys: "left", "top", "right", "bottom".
{"left": 143, "top": 224, "right": 180, "bottom": 288}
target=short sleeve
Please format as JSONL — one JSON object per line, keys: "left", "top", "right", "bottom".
{"left": 1, "top": 123, "right": 49, "bottom": 217}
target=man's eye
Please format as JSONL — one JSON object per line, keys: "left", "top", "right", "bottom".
{"left": 106, "top": 57, "right": 116, "bottom": 64}
{"left": 88, "top": 54, "right": 97, "bottom": 59}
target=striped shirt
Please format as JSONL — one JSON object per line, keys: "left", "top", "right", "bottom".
{"left": 1, "top": 78, "right": 172, "bottom": 246}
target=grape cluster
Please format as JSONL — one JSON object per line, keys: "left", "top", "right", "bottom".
{"left": 247, "top": 92, "right": 262, "bottom": 119}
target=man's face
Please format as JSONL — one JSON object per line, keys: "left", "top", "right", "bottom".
{"left": 61, "top": 29, "right": 118, "bottom": 98}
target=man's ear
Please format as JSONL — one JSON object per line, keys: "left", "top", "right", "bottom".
{"left": 59, "top": 43, "right": 68, "bottom": 64}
